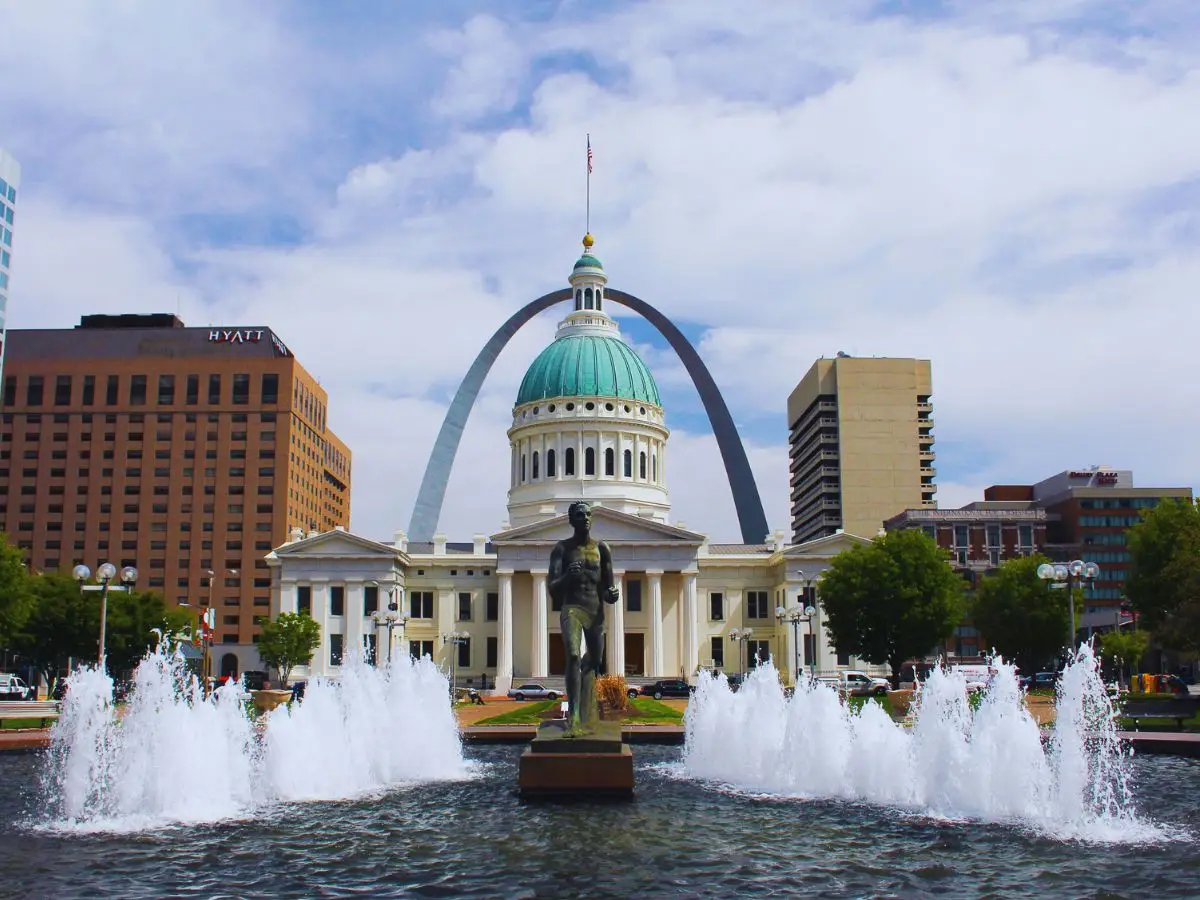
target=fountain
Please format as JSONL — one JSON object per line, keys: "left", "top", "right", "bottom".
{"left": 41, "top": 645, "right": 467, "bottom": 830}
{"left": 682, "top": 645, "right": 1159, "bottom": 841}
{"left": 4, "top": 641, "right": 1195, "bottom": 897}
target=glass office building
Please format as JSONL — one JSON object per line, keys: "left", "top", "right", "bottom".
{"left": 0, "top": 149, "right": 19, "bottom": 385}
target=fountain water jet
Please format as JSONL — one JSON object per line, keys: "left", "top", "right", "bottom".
{"left": 43, "top": 645, "right": 466, "bottom": 831}
{"left": 682, "top": 646, "right": 1162, "bottom": 842}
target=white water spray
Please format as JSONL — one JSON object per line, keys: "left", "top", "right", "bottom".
{"left": 43, "top": 646, "right": 467, "bottom": 831}
{"left": 683, "top": 647, "right": 1161, "bottom": 841}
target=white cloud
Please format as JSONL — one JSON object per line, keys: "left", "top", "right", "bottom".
{"left": 4, "top": 1, "right": 1200, "bottom": 547}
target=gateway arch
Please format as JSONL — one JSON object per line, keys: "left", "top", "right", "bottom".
{"left": 408, "top": 287, "right": 770, "bottom": 544}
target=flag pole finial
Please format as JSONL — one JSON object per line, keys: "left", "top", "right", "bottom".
{"left": 585, "top": 134, "right": 593, "bottom": 236}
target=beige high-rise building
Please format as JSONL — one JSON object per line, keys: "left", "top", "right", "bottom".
{"left": 787, "top": 356, "right": 935, "bottom": 544}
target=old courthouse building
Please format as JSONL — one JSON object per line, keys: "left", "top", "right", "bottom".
{"left": 0, "top": 314, "right": 351, "bottom": 660}
{"left": 268, "top": 238, "right": 878, "bottom": 690}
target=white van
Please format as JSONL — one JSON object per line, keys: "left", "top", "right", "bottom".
{"left": 0, "top": 674, "right": 33, "bottom": 701}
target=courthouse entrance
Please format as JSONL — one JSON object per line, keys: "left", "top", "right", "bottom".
{"left": 623, "top": 633, "right": 645, "bottom": 676}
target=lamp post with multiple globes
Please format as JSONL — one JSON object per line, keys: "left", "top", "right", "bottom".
{"left": 1037, "top": 559, "right": 1101, "bottom": 652}
{"left": 73, "top": 562, "right": 138, "bottom": 667}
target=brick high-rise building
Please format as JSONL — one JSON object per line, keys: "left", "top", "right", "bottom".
{"left": 0, "top": 314, "right": 351, "bottom": 653}
{"left": 787, "top": 355, "right": 936, "bottom": 544}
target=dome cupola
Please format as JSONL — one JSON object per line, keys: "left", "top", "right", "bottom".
{"left": 505, "top": 236, "right": 671, "bottom": 528}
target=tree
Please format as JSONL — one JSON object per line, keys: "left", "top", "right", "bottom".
{"left": 819, "top": 529, "right": 965, "bottom": 685}
{"left": 970, "top": 554, "right": 1075, "bottom": 673}
{"left": 257, "top": 612, "right": 321, "bottom": 684}
{"left": 1126, "top": 498, "right": 1200, "bottom": 653}
{"left": 104, "top": 589, "right": 181, "bottom": 678}
{"left": 13, "top": 572, "right": 99, "bottom": 695}
{"left": 1099, "top": 629, "right": 1150, "bottom": 684}
{"left": 0, "top": 533, "right": 33, "bottom": 649}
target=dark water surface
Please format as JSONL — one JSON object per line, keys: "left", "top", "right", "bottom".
{"left": 1, "top": 746, "right": 1198, "bottom": 899}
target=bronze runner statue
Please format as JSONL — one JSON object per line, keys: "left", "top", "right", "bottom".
{"left": 548, "top": 501, "right": 620, "bottom": 736}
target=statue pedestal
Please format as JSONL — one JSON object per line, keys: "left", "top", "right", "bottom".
{"left": 518, "top": 720, "right": 634, "bottom": 797}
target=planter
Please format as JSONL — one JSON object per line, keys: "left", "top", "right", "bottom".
{"left": 251, "top": 690, "right": 293, "bottom": 714}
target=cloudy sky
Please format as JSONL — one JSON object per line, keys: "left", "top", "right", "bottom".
{"left": 3, "top": 0, "right": 1198, "bottom": 542}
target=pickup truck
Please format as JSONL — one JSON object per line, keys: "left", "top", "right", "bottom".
{"left": 816, "top": 671, "right": 890, "bottom": 697}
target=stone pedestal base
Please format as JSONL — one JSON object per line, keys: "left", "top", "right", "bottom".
{"left": 518, "top": 720, "right": 634, "bottom": 797}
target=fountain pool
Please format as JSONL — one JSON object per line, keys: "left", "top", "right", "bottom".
{"left": 0, "top": 645, "right": 1196, "bottom": 898}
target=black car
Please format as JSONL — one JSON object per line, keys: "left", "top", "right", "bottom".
{"left": 637, "top": 679, "right": 694, "bottom": 700}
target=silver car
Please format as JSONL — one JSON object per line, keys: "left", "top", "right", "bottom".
{"left": 506, "top": 682, "right": 560, "bottom": 702}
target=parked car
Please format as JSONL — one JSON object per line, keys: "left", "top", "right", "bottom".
{"left": 637, "top": 679, "right": 694, "bottom": 700}
{"left": 507, "top": 682, "right": 559, "bottom": 702}
{"left": 1020, "top": 672, "right": 1058, "bottom": 691}
{"left": 842, "top": 671, "right": 890, "bottom": 697}
{"left": 0, "top": 674, "right": 34, "bottom": 701}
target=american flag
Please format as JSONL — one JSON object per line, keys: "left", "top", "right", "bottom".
{"left": 587, "top": 137, "right": 593, "bottom": 175}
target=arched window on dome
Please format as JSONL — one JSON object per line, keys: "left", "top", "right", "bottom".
{"left": 652, "top": 453, "right": 658, "bottom": 482}
{"left": 575, "top": 289, "right": 582, "bottom": 311}
{"left": 604, "top": 447, "right": 614, "bottom": 476}
{"left": 565, "top": 447, "right": 576, "bottom": 476}
{"left": 521, "top": 454, "right": 526, "bottom": 482}
{"left": 640, "top": 451, "right": 647, "bottom": 480}
{"left": 595, "top": 290, "right": 603, "bottom": 311}
{"left": 585, "top": 446, "right": 595, "bottom": 476}
{"left": 623, "top": 449, "right": 632, "bottom": 478}
{"left": 547, "top": 448, "right": 556, "bottom": 478}
{"left": 584, "top": 287, "right": 594, "bottom": 310}
{"left": 532, "top": 451, "right": 539, "bottom": 480}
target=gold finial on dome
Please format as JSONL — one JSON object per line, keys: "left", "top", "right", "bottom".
{"left": 582, "top": 232, "right": 595, "bottom": 249}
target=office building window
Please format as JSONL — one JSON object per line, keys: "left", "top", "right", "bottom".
{"left": 710, "top": 592, "right": 724, "bottom": 621}
{"left": 486, "top": 592, "right": 498, "bottom": 621}
{"left": 129, "top": 375, "right": 147, "bottom": 405}
{"left": 710, "top": 636, "right": 724, "bottom": 668}
{"left": 158, "top": 375, "right": 175, "bottom": 405}
{"left": 81, "top": 375, "right": 95, "bottom": 406}
{"left": 232, "top": 374, "right": 250, "bottom": 405}
{"left": 746, "top": 590, "right": 769, "bottom": 619}
{"left": 330, "top": 634, "right": 344, "bottom": 667}
{"left": 803, "top": 633, "right": 815, "bottom": 667}
{"left": 364, "top": 584, "right": 378, "bottom": 615}
{"left": 297, "top": 585, "right": 312, "bottom": 615}
{"left": 458, "top": 592, "right": 472, "bottom": 621}
{"left": 410, "top": 640, "right": 434, "bottom": 662}
{"left": 626, "top": 579, "right": 642, "bottom": 612}
{"left": 185, "top": 374, "right": 199, "bottom": 405}
{"left": 457, "top": 636, "right": 471, "bottom": 669}
{"left": 208, "top": 374, "right": 221, "bottom": 404}
{"left": 26, "top": 376, "right": 43, "bottom": 406}
{"left": 54, "top": 376, "right": 72, "bottom": 406}
{"left": 261, "top": 373, "right": 279, "bottom": 404}
{"left": 486, "top": 636, "right": 498, "bottom": 668}
{"left": 330, "top": 585, "right": 345, "bottom": 617}
{"left": 106, "top": 375, "right": 119, "bottom": 405}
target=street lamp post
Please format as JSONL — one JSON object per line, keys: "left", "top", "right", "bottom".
{"left": 1037, "top": 559, "right": 1101, "bottom": 653}
{"left": 443, "top": 630, "right": 469, "bottom": 694}
{"left": 73, "top": 563, "right": 138, "bottom": 667}
{"left": 369, "top": 580, "right": 407, "bottom": 665}
{"left": 728, "top": 627, "right": 752, "bottom": 677}
{"left": 775, "top": 603, "right": 818, "bottom": 685}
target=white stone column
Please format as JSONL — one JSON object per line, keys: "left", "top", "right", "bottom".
{"left": 682, "top": 571, "right": 698, "bottom": 679}
{"left": 648, "top": 570, "right": 664, "bottom": 677}
{"left": 279, "top": 579, "right": 297, "bottom": 615}
{"left": 345, "top": 580, "right": 363, "bottom": 661}
{"left": 312, "top": 580, "right": 329, "bottom": 677}
{"left": 608, "top": 570, "right": 625, "bottom": 677}
{"left": 531, "top": 570, "right": 549, "bottom": 678}
{"left": 496, "top": 570, "right": 514, "bottom": 693}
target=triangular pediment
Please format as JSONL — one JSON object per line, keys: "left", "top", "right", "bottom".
{"left": 493, "top": 507, "right": 705, "bottom": 545}
{"left": 782, "top": 531, "right": 874, "bottom": 558}
{"left": 272, "top": 529, "right": 404, "bottom": 559}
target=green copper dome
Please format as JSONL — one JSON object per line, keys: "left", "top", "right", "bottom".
{"left": 574, "top": 254, "right": 603, "bottom": 270}
{"left": 517, "top": 334, "right": 661, "bottom": 406}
